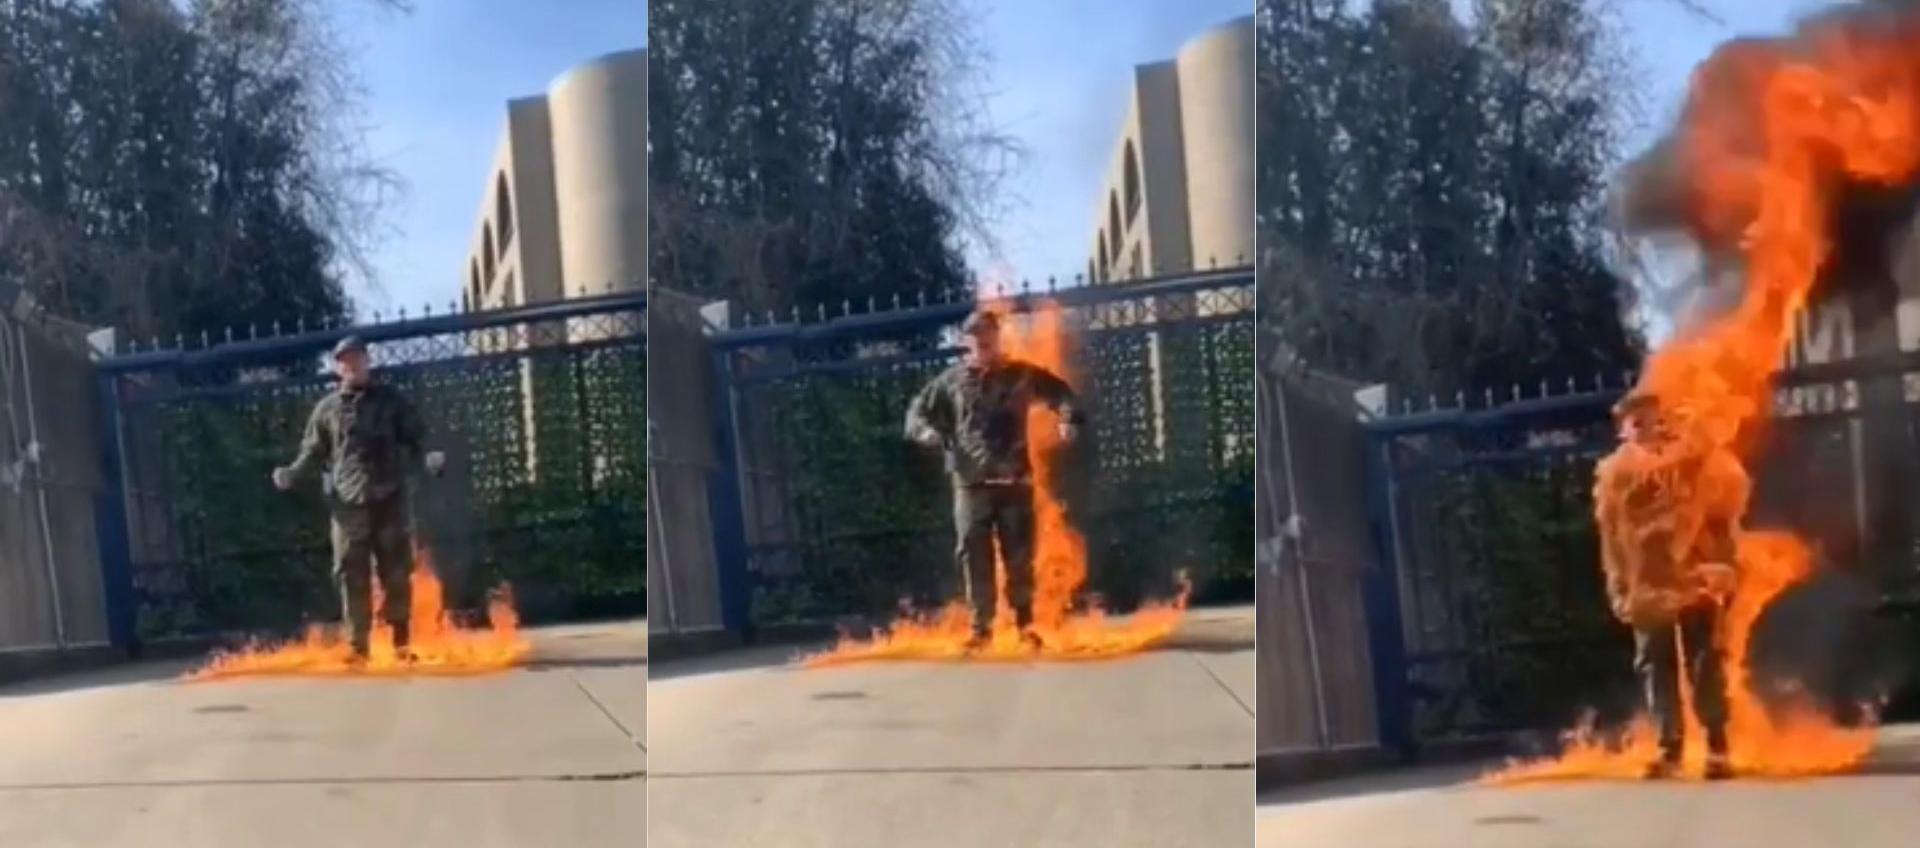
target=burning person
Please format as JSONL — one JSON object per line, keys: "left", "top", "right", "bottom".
{"left": 905, "top": 307, "right": 1085, "bottom": 652}
{"left": 272, "top": 336, "right": 445, "bottom": 664}
{"left": 1594, "top": 388, "right": 1745, "bottom": 780}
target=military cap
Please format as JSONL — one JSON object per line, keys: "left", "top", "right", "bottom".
{"left": 960, "top": 309, "right": 1001, "bottom": 337}
{"left": 332, "top": 335, "right": 369, "bottom": 360}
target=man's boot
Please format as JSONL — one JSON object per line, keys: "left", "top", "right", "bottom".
{"left": 392, "top": 620, "right": 415, "bottom": 663}
{"left": 1704, "top": 727, "right": 1733, "bottom": 781}
{"left": 963, "top": 625, "right": 991, "bottom": 653}
{"left": 1643, "top": 738, "right": 1682, "bottom": 780}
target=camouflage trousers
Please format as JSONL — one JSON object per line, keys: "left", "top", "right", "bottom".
{"left": 953, "top": 483, "right": 1036, "bottom": 636}
{"left": 1635, "top": 600, "right": 1729, "bottom": 761}
{"left": 330, "top": 494, "right": 413, "bottom": 654}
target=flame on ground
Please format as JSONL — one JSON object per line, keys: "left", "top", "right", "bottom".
{"left": 185, "top": 549, "right": 530, "bottom": 681}
{"left": 803, "top": 299, "right": 1191, "bottom": 667}
{"left": 1491, "top": 11, "right": 1920, "bottom": 783}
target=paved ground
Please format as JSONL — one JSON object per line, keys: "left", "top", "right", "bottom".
{"left": 0, "top": 620, "right": 645, "bottom": 848}
{"left": 647, "top": 605, "right": 1256, "bottom": 848}
{"left": 1259, "top": 724, "right": 1920, "bottom": 848}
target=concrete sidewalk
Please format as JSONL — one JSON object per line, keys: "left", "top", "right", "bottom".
{"left": 0, "top": 620, "right": 645, "bottom": 848}
{"left": 1258, "top": 724, "right": 1920, "bottom": 848}
{"left": 647, "top": 606, "right": 1256, "bottom": 848}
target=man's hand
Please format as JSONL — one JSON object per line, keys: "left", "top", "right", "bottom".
{"left": 424, "top": 451, "right": 447, "bottom": 477}
{"left": 908, "top": 425, "right": 943, "bottom": 448}
{"left": 1058, "top": 421, "right": 1080, "bottom": 444}
{"left": 1696, "top": 562, "right": 1737, "bottom": 603}
{"left": 271, "top": 467, "right": 295, "bottom": 492}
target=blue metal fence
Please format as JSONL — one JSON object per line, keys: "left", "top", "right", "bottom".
{"left": 702, "top": 268, "right": 1257, "bottom": 631}
{"left": 1361, "top": 351, "right": 1920, "bottom": 755}
{"left": 91, "top": 290, "right": 647, "bottom": 650}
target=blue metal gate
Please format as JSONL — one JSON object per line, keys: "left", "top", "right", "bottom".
{"left": 90, "top": 291, "right": 646, "bottom": 650}
{"left": 703, "top": 269, "right": 1257, "bottom": 631}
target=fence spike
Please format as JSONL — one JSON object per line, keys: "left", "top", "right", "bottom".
{"left": 1538, "top": 379, "right": 1547, "bottom": 397}
{"left": 867, "top": 295, "right": 875, "bottom": 313}
{"left": 1020, "top": 278, "right": 1031, "bottom": 295}
{"left": 1483, "top": 387, "right": 1493, "bottom": 407}
{"left": 297, "top": 317, "right": 306, "bottom": 333}
{"left": 1426, "top": 393, "right": 1437, "bottom": 410}
{"left": 1566, "top": 376, "right": 1576, "bottom": 393}
{"left": 201, "top": 330, "right": 210, "bottom": 348}
{"left": 271, "top": 320, "right": 281, "bottom": 337}
{"left": 1510, "top": 384, "right": 1520, "bottom": 402}
{"left": 129, "top": 337, "right": 140, "bottom": 353}
{"left": 150, "top": 336, "right": 161, "bottom": 351}
{"left": 817, "top": 303, "right": 827, "bottom": 323}
{"left": 917, "top": 289, "right": 927, "bottom": 307}
{"left": 175, "top": 333, "right": 184, "bottom": 350}
{"left": 791, "top": 305, "right": 801, "bottom": 323}
{"left": 1073, "top": 273, "right": 1083, "bottom": 288}
{"left": 891, "top": 293, "right": 901, "bottom": 310}
{"left": 448, "top": 300, "right": 456, "bottom": 315}
{"left": 1047, "top": 276, "right": 1057, "bottom": 293}
{"left": 399, "top": 306, "right": 408, "bottom": 321}
{"left": 765, "top": 309, "right": 776, "bottom": 325}
{"left": 423, "top": 303, "right": 433, "bottom": 318}
{"left": 1209, "top": 255, "right": 1218, "bottom": 270}
{"left": 373, "top": 311, "right": 383, "bottom": 324}
{"left": 1236, "top": 253, "right": 1246, "bottom": 267}
{"left": 1455, "top": 390, "right": 1465, "bottom": 408}
{"left": 224, "top": 327, "right": 233, "bottom": 343}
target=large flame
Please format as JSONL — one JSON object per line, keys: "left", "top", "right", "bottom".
{"left": 186, "top": 548, "right": 530, "bottom": 681}
{"left": 1492, "top": 11, "right": 1920, "bottom": 783}
{"left": 803, "top": 299, "right": 1190, "bottom": 667}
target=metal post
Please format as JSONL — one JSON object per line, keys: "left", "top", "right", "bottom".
{"left": 1363, "top": 433, "right": 1414, "bottom": 759}
{"left": 16, "top": 324, "right": 66, "bottom": 649}
{"left": 1273, "top": 365, "right": 1331, "bottom": 751}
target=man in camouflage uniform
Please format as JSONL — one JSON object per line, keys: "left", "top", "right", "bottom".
{"left": 1595, "top": 389, "right": 1741, "bottom": 780}
{"left": 273, "top": 336, "right": 445, "bottom": 663}
{"left": 905, "top": 309, "right": 1084, "bottom": 651}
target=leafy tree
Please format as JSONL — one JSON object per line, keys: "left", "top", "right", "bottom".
{"left": 0, "top": 0, "right": 405, "bottom": 341}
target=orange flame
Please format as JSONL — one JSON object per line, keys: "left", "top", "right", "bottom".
{"left": 804, "top": 299, "right": 1191, "bottom": 667}
{"left": 186, "top": 548, "right": 530, "bottom": 681}
{"left": 1491, "top": 14, "right": 1920, "bottom": 783}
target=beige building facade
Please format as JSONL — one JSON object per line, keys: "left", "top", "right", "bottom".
{"left": 463, "top": 48, "right": 646, "bottom": 313}
{"left": 1086, "top": 16, "right": 1254, "bottom": 285}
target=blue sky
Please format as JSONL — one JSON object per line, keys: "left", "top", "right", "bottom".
{"left": 962, "top": 0, "right": 1254, "bottom": 286}
{"left": 329, "top": 0, "right": 644, "bottom": 314}
{"left": 331, "top": 0, "right": 1827, "bottom": 313}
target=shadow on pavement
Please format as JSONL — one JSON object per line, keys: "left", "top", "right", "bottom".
{"left": 0, "top": 656, "right": 198, "bottom": 699}
{"left": 1260, "top": 760, "right": 1493, "bottom": 806}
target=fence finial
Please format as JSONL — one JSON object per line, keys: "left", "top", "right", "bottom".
{"left": 1483, "top": 387, "right": 1493, "bottom": 407}
{"left": 1046, "top": 276, "right": 1057, "bottom": 293}
{"left": 1538, "top": 379, "right": 1547, "bottom": 398}
{"left": 892, "top": 293, "right": 901, "bottom": 310}
{"left": 790, "top": 305, "right": 801, "bottom": 324}
{"left": 272, "top": 320, "right": 281, "bottom": 337}
{"left": 297, "top": 317, "right": 306, "bottom": 333}
{"left": 201, "top": 330, "right": 210, "bottom": 348}
{"left": 224, "top": 327, "right": 233, "bottom": 343}
{"left": 1455, "top": 390, "right": 1465, "bottom": 409}
{"left": 423, "top": 303, "right": 433, "bottom": 318}
{"left": 765, "top": 309, "right": 776, "bottom": 326}
{"left": 1510, "top": 384, "right": 1520, "bottom": 402}
{"left": 866, "top": 295, "right": 875, "bottom": 313}
{"left": 816, "top": 303, "right": 826, "bottom": 323}
{"left": 399, "top": 306, "right": 408, "bottom": 321}
{"left": 1427, "top": 393, "right": 1437, "bottom": 411}
{"left": 841, "top": 299, "right": 851, "bottom": 317}
{"left": 1209, "top": 255, "right": 1217, "bottom": 270}
{"left": 1020, "top": 278, "right": 1031, "bottom": 295}
{"left": 1566, "top": 376, "right": 1576, "bottom": 393}
{"left": 917, "top": 289, "right": 927, "bottom": 307}
{"left": 373, "top": 310, "right": 383, "bottom": 324}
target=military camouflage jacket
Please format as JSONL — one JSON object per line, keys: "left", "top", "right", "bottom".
{"left": 904, "top": 359, "right": 1083, "bottom": 487}
{"left": 286, "top": 382, "right": 428, "bottom": 506}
